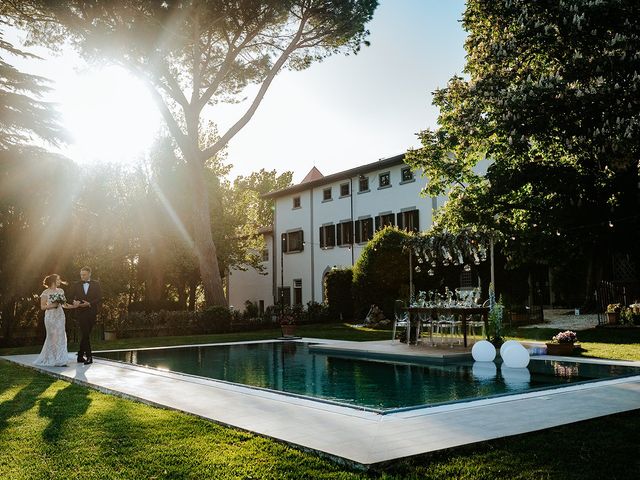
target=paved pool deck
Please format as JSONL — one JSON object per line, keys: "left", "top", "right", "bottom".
{"left": 3, "top": 338, "right": 640, "bottom": 469}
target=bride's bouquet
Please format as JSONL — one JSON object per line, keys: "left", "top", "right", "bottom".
{"left": 49, "top": 292, "right": 66, "bottom": 305}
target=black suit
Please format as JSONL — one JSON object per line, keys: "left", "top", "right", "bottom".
{"left": 72, "top": 280, "right": 102, "bottom": 360}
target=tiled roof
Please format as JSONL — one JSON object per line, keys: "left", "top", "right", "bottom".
{"left": 263, "top": 153, "right": 406, "bottom": 199}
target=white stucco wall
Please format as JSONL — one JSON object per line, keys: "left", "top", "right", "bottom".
{"left": 274, "top": 162, "right": 439, "bottom": 306}
{"left": 227, "top": 233, "right": 274, "bottom": 313}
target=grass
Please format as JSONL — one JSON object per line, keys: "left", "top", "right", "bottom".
{"left": 509, "top": 326, "right": 640, "bottom": 361}
{"left": 0, "top": 322, "right": 391, "bottom": 357}
{"left": 1, "top": 322, "right": 639, "bottom": 478}
{"left": 1, "top": 360, "right": 638, "bottom": 479}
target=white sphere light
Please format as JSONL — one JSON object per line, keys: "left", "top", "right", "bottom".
{"left": 502, "top": 343, "right": 530, "bottom": 368}
{"left": 501, "top": 365, "right": 532, "bottom": 389}
{"left": 500, "top": 340, "right": 522, "bottom": 357}
{"left": 472, "top": 361, "right": 497, "bottom": 382}
{"left": 472, "top": 340, "right": 496, "bottom": 362}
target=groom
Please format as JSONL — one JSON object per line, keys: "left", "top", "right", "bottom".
{"left": 72, "top": 266, "right": 102, "bottom": 365}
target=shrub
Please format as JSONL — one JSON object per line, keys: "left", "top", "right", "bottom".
{"left": 200, "top": 306, "right": 232, "bottom": 333}
{"left": 352, "top": 227, "right": 412, "bottom": 319}
{"left": 304, "top": 301, "right": 330, "bottom": 323}
{"left": 325, "top": 268, "right": 354, "bottom": 320}
{"left": 128, "top": 300, "right": 183, "bottom": 312}
{"left": 243, "top": 300, "right": 260, "bottom": 319}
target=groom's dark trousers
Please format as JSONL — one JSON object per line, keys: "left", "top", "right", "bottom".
{"left": 72, "top": 280, "right": 102, "bottom": 360}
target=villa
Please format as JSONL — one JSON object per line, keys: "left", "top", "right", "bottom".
{"left": 227, "top": 153, "right": 450, "bottom": 311}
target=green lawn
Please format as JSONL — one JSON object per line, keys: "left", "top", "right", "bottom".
{"left": 1, "top": 323, "right": 639, "bottom": 479}
{"left": 510, "top": 326, "right": 640, "bottom": 362}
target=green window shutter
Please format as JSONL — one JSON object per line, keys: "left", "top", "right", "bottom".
{"left": 346, "top": 221, "right": 353, "bottom": 244}
{"left": 411, "top": 210, "right": 420, "bottom": 232}
{"left": 397, "top": 212, "right": 404, "bottom": 230}
{"left": 354, "top": 220, "right": 361, "bottom": 243}
{"left": 364, "top": 218, "right": 373, "bottom": 240}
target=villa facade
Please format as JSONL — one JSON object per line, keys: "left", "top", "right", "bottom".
{"left": 227, "top": 154, "right": 448, "bottom": 311}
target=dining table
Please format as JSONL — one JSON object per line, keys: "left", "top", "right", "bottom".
{"left": 403, "top": 306, "right": 490, "bottom": 347}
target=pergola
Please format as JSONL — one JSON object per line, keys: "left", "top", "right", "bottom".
{"left": 402, "top": 228, "right": 495, "bottom": 295}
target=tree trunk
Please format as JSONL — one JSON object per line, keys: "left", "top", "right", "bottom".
{"left": 178, "top": 280, "right": 187, "bottom": 309}
{"left": 187, "top": 159, "right": 227, "bottom": 307}
{"left": 584, "top": 245, "right": 600, "bottom": 309}
{"left": 143, "top": 251, "right": 164, "bottom": 306}
{"left": 188, "top": 280, "right": 197, "bottom": 311}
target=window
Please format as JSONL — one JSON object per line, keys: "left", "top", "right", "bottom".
{"left": 355, "top": 218, "right": 374, "bottom": 243}
{"left": 292, "top": 279, "right": 303, "bottom": 306}
{"left": 282, "top": 230, "right": 304, "bottom": 253}
{"left": 278, "top": 287, "right": 291, "bottom": 306}
{"left": 401, "top": 167, "right": 414, "bottom": 182}
{"left": 336, "top": 221, "right": 354, "bottom": 246}
{"left": 261, "top": 248, "right": 269, "bottom": 261}
{"left": 397, "top": 209, "right": 420, "bottom": 232}
{"left": 293, "top": 279, "right": 302, "bottom": 305}
{"left": 460, "top": 271, "right": 473, "bottom": 288}
{"left": 319, "top": 224, "right": 336, "bottom": 248}
{"left": 374, "top": 213, "right": 395, "bottom": 231}
{"left": 292, "top": 196, "right": 301, "bottom": 208}
{"left": 358, "top": 176, "right": 369, "bottom": 192}
{"left": 322, "top": 187, "right": 332, "bottom": 201}
{"left": 379, "top": 172, "right": 391, "bottom": 188}
{"left": 340, "top": 183, "right": 350, "bottom": 197}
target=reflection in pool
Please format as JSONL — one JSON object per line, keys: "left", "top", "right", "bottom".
{"left": 97, "top": 342, "right": 640, "bottom": 412}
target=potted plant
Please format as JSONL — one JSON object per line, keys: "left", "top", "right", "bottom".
{"left": 279, "top": 306, "right": 297, "bottom": 338}
{"left": 546, "top": 330, "right": 578, "bottom": 355}
{"left": 606, "top": 303, "right": 622, "bottom": 325}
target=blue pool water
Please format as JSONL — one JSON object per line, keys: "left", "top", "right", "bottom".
{"left": 97, "top": 342, "right": 640, "bottom": 412}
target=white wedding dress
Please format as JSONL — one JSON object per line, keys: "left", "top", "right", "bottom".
{"left": 34, "top": 289, "right": 69, "bottom": 367}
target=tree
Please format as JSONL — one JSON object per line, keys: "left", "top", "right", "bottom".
{"left": 7, "top": 0, "right": 378, "bottom": 306}
{"left": 233, "top": 169, "right": 293, "bottom": 229}
{"left": 406, "top": 0, "right": 640, "bottom": 301}
{"left": 0, "top": 29, "right": 69, "bottom": 342}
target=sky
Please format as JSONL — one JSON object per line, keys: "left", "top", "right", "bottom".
{"left": 6, "top": 0, "right": 468, "bottom": 183}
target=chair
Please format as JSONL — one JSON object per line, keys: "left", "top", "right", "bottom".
{"left": 419, "top": 312, "right": 435, "bottom": 345}
{"left": 392, "top": 300, "right": 409, "bottom": 343}
{"left": 467, "top": 313, "right": 486, "bottom": 343}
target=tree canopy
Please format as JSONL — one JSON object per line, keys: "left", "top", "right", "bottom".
{"left": 406, "top": 0, "right": 640, "bottom": 279}
{"left": 5, "top": 0, "right": 379, "bottom": 306}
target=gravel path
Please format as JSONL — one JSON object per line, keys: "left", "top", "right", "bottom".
{"left": 521, "top": 309, "right": 600, "bottom": 331}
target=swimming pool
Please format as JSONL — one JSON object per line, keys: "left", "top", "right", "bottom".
{"left": 96, "top": 341, "right": 640, "bottom": 412}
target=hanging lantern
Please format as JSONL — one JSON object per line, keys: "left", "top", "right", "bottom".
{"left": 431, "top": 261, "right": 436, "bottom": 268}
{"left": 428, "top": 269, "right": 435, "bottom": 276}
{"left": 443, "top": 260, "right": 449, "bottom": 266}
{"left": 464, "top": 264, "right": 472, "bottom": 272}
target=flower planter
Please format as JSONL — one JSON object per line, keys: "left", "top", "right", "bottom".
{"left": 104, "top": 330, "right": 117, "bottom": 341}
{"left": 606, "top": 312, "right": 620, "bottom": 325}
{"left": 280, "top": 324, "right": 297, "bottom": 337}
{"left": 545, "top": 342, "right": 574, "bottom": 356}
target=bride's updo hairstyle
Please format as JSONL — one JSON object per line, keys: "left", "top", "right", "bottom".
{"left": 42, "top": 274, "right": 67, "bottom": 289}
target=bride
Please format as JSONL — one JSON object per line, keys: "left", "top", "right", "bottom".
{"left": 34, "top": 274, "right": 79, "bottom": 367}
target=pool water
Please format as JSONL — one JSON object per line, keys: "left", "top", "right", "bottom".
{"left": 97, "top": 342, "right": 640, "bottom": 412}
